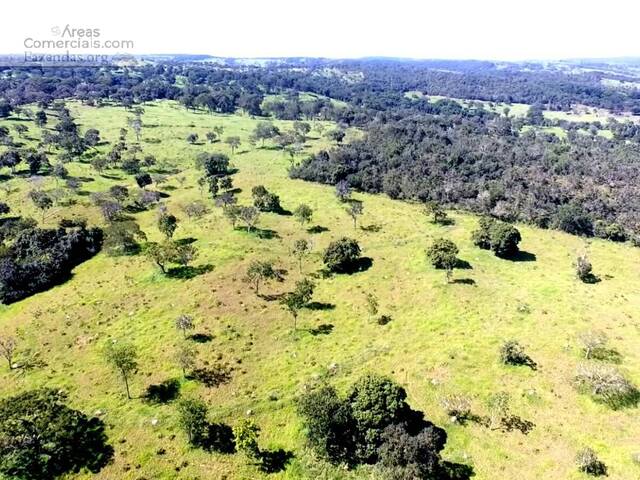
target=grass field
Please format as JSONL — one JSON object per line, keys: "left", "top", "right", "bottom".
{"left": 1, "top": 101, "right": 640, "bottom": 479}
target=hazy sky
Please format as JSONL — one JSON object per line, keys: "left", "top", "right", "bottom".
{"left": 3, "top": 0, "right": 639, "bottom": 60}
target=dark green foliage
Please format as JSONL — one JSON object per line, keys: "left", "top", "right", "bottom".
{"left": 472, "top": 217, "right": 521, "bottom": 258}
{"left": 251, "top": 185, "right": 282, "bottom": 213}
{"left": 552, "top": 204, "right": 593, "bottom": 236}
{"left": 135, "top": 173, "right": 152, "bottom": 189}
{"left": 0, "top": 224, "right": 103, "bottom": 303}
{"left": 196, "top": 152, "right": 229, "bottom": 177}
{"left": 377, "top": 423, "right": 445, "bottom": 479}
{"left": 0, "top": 203, "right": 9, "bottom": 216}
{"left": 426, "top": 238, "right": 458, "bottom": 269}
{"left": 348, "top": 374, "right": 410, "bottom": 462}
{"left": 178, "top": 398, "right": 209, "bottom": 446}
{"left": 103, "top": 220, "right": 146, "bottom": 256}
{"left": 297, "top": 375, "right": 451, "bottom": 472}
{"left": 296, "top": 386, "right": 357, "bottom": 465}
{"left": 158, "top": 212, "right": 178, "bottom": 238}
{"left": 323, "top": 237, "right": 362, "bottom": 273}
{"left": 0, "top": 388, "right": 113, "bottom": 480}
{"left": 594, "top": 221, "right": 626, "bottom": 242}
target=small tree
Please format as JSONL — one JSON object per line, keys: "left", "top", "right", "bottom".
{"left": 233, "top": 419, "right": 261, "bottom": 462}
{"left": 244, "top": 260, "right": 282, "bottom": 295}
{"left": 175, "top": 314, "right": 195, "bottom": 339}
{"left": 205, "top": 131, "right": 217, "bottom": 143}
{"left": 365, "top": 292, "right": 379, "bottom": 321}
{"left": 426, "top": 238, "right": 459, "bottom": 283}
{"left": 0, "top": 336, "right": 17, "bottom": 369}
{"left": 281, "top": 278, "right": 315, "bottom": 331}
{"left": 423, "top": 201, "right": 449, "bottom": 225}
{"left": 177, "top": 398, "right": 208, "bottom": 446}
{"left": 574, "top": 363, "right": 639, "bottom": 409}
{"left": 292, "top": 238, "right": 311, "bottom": 273}
{"left": 158, "top": 212, "right": 178, "bottom": 239}
{"left": 176, "top": 342, "right": 197, "bottom": 377}
{"left": 29, "top": 190, "right": 53, "bottom": 223}
{"left": 104, "top": 341, "right": 138, "bottom": 400}
{"left": 345, "top": 200, "right": 363, "bottom": 230}
{"left": 238, "top": 206, "right": 260, "bottom": 232}
{"left": 293, "top": 203, "right": 313, "bottom": 228}
{"left": 225, "top": 136, "right": 241, "bottom": 154}
{"left": 187, "top": 133, "right": 199, "bottom": 144}
{"left": 500, "top": 340, "right": 536, "bottom": 369}
{"left": 335, "top": 180, "right": 351, "bottom": 202}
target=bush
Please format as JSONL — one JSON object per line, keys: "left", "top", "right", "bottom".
{"left": 440, "top": 394, "right": 472, "bottom": 424}
{"left": 426, "top": 238, "right": 458, "bottom": 269}
{"left": 251, "top": 185, "right": 282, "bottom": 213}
{"left": 594, "top": 221, "right": 626, "bottom": 242}
{"left": 0, "top": 389, "right": 113, "bottom": 479}
{"left": 574, "top": 363, "right": 639, "bottom": 409}
{"left": 499, "top": 340, "right": 536, "bottom": 368}
{"left": 296, "top": 385, "right": 357, "bottom": 465}
{"left": 576, "top": 448, "right": 607, "bottom": 476}
{"left": 323, "top": 237, "right": 362, "bottom": 273}
{"left": 472, "top": 217, "right": 521, "bottom": 258}
{"left": 377, "top": 423, "right": 444, "bottom": 479}
{"left": 575, "top": 254, "right": 597, "bottom": 283}
{"left": 552, "top": 204, "right": 593, "bottom": 236}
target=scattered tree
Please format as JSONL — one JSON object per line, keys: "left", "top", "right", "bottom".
{"left": 104, "top": 341, "right": 139, "bottom": 399}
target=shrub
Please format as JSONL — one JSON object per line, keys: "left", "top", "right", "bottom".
{"left": 251, "top": 185, "right": 282, "bottom": 213}
{"left": 472, "top": 217, "right": 521, "bottom": 258}
{"left": 552, "top": 204, "right": 593, "bottom": 236}
{"left": 426, "top": 238, "right": 458, "bottom": 269}
{"left": 594, "top": 221, "right": 626, "bottom": 242}
{"left": 500, "top": 340, "right": 536, "bottom": 368}
{"left": 440, "top": 394, "right": 472, "bottom": 423}
{"left": 296, "top": 385, "right": 357, "bottom": 465}
{"left": 0, "top": 389, "right": 113, "bottom": 479}
{"left": 575, "top": 254, "right": 597, "bottom": 283}
{"left": 576, "top": 448, "right": 607, "bottom": 476}
{"left": 377, "top": 423, "right": 444, "bottom": 479}
{"left": 178, "top": 399, "right": 209, "bottom": 446}
{"left": 323, "top": 237, "right": 362, "bottom": 273}
{"left": 574, "top": 363, "right": 639, "bottom": 409}
{"left": 578, "top": 331, "right": 609, "bottom": 360}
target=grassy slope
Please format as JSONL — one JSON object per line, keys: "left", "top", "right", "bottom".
{"left": 1, "top": 101, "right": 639, "bottom": 479}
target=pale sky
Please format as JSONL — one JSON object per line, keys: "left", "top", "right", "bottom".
{"left": 2, "top": 0, "right": 639, "bottom": 61}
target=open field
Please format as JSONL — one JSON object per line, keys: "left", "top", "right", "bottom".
{"left": 1, "top": 101, "right": 640, "bottom": 479}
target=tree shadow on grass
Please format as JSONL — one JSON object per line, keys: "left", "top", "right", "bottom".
{"left": 506, "top": 251, "right": 537, "bottom": 262}
{"left": 189, "top": 333, "right": 214, "bottom": 343}
{"left": 456, "top": 259, "right": 473, "bottom": 269}
{"left": 307, "top": 225, "right": 328, "bottom": 234}
{"left": 440, "top": 461, "right": 475, "bottom": 480}
{"left": 305, "top": 301, "right": 336, "bottom": 311}
{"left": 202, "top": 423, "right": 236, "bottom": 454}
{"left": 308, "top": 323, "right": 334, "bottom": 336}
{"left": 166, "top": 264, "right": 214, "bottom": 279}
{"left": 580, "top": 274, "right": 601, "bottom": 284}
{"left": 259, "top": 449, "right": 294, "bottom": 474}
{"left": 260, "top": 292, "right": 287, "bottom": 302}
{"left": 452, "top": 278, "right": 476, "bottom": 285}
{"left": 188, "top": 365, "right": 232, "bottom": 388}
{"left": 360, "top": 223, "right": 382, "bottom": 233}
{"left": 143, "top": 378, "right": 181, "bottom": 404}
{"left": 175, "top": 237, "right": 197, "bottom": 246}
{"left": 239, "top": 227, "right": 280, "bottom": 239}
